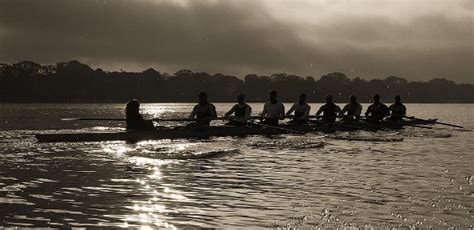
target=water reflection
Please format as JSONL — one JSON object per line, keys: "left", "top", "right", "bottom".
{"left": 0, "top": 104, "right": 473, "bottom": 228}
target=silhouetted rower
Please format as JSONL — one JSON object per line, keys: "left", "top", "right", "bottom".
{"left": 125, "top": 99, "right": 154, "bottom": 130}
{"left": 341, "top": 95, "right": 362, "bottom": 121}
{"left": 224, "top": 93, "right": 252, "bottom": 126}
{"left": 365, "top": 94, "right": 390, "bottom": 121}
{"left": 260, "top": 90, "right": 285, "bottom": 126}
{"left": 315, "top": 95, "right": 342, "bottom": 123}
{"left": 189, "top": 91, "right": 217, "bottom": 127}
{"left": 389, "top": 95, "right": 406, "bottom": 121}
{"left": 286, "top": 93, "right": 311, "bottom": 124}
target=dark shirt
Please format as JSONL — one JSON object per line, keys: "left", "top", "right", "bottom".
{"left": 389, "top": 103, "right": 406, "bottom": 120}
{"left": 365, "top": 103, "right": 390, "bottom": 121}
{"left": 126, "top": 113, "right": 153, "bottom": 130}
{"left": 190, "top": 102, "right": 217, "bottom": 126}
{"left": 341, "top": 103, "right": 362, "bottom": 121}
{"left": 316, "top": 103, "right": 342, "bottom": 123}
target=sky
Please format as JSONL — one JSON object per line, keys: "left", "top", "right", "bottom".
{"left": 0, "top": 0, "right": 472, "bottom": 83}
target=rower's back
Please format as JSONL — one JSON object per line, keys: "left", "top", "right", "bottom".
{"left": 389, "top": 95, "right": 406, "bottom": 120}
{"left": 365, "top": 95, "right": 390, "bottom": 121}
{"left": 125, "top": 99, "right": 154, "bottom": 130}
{"left": 193, "top": 102, "right": 217, "bottom": 125}
{"left": 189, "top": 92, "right": 217, "bottom": 127}
{"left": 316, "top": 95, "right": 341, "bottom": 123}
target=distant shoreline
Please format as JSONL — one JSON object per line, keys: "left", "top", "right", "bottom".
{"left": 2, "top": 60, "right": 473, "bottom": 103}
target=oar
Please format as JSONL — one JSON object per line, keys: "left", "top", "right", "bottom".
{"left": 224, "top": 117, "right": 306, "bottom": 135}
{"left": 404, "top": 116, "right": 464, "bottom": 129}
{"left": 381, "top": 119, "right": 433, "bottom": 129}
{"left": 61, "top": 117, "right": 194, "bottom": 122}
{"left": 309, "top": 119, "right": 379, "bottom": 132}
{"left": 250, "top": 122, "right": 306, "bottom": 134}
{"left": 61, "top": 118, "right": 126, "bottom": 121}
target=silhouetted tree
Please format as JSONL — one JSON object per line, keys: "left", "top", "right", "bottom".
{"left": 0, "top": 60, "right": 473, "bottom": 103}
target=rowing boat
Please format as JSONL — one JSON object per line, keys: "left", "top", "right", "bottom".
{"left": 35, "top": 119, "right": 437, "bottom": 143}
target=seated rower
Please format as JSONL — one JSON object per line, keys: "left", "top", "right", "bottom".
{"left": 365, "top": 94, "right": 390, "bottom": 121}
{"left": 224, "top": 93, "right": 252, "bottom": 126}
{"left": 341, "top": 95, "right": 362, "bottom": 121}
{"left": 388, "top": 95, "right": 406, "bottom": 121}
{"left": 188, "top": 91, "right": 217, "bottom": 127}
{"left": 315, "top": 95, "right": 342, "bottom": 123}
{"left": 285, "top": 93, "right": 311, "bottom": 124}
{"left": 125, "top": 99, "right": 154, "bottom": 130}
{"left": 260, "top": 90, "right": 285, "bottom": 126}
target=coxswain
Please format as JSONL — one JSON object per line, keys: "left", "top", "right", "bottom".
{"left": 388, "top": 95, "right": 406, "bottom": 121}
{"left": 315, "top": 95, "right": 342, "bottom": 123}
{"left": 285, "top": 93, "right": 311, "bottom": 124}
{"left": 340, "top": 95, "right": 362, "bottom": 121}
{"left": 188, "top": 91, "right": 217, "bottom": 127}
{"left": 260, "top": 90, "right": 285, "bottom": 126}
{"left": 365, "top": 94, "right": 390, "bottom": 121}
{"left": 224, "top": 93, "right": 252, "bottom": 126}
{"left": 125, "top": 99, "right": 154, "bottom": 130}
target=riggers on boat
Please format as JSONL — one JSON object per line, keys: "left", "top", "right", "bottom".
{"left": 35, "top": 119, "right": 437, "bottom": 143}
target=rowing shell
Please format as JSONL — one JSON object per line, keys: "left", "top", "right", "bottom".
{"left": 35, "top": 119, "right": 437, "bottom": 143}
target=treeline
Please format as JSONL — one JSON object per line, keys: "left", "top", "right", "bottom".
{"left": 1, "top": 60, "right": 473, "bottom": 103}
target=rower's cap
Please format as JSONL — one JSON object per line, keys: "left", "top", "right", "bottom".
{"left": 237, "top": 93, "right": 245, "bottom": 99}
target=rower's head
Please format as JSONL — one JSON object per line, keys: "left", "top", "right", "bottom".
{"left": 269, "top": 90, "right": 277, "bottom": 103}
{"left": 373, "top": 94, "right": 380, "bottom": 103}
{"left": 395, "top": 95, "right": 401, "bottom": 103}
{"left": 299, "top": 93, "right": 307, "bottom": 104}
{"left": 350, "top": 95, "right": 357, "bottom": 103}
{"left": 237, "top": 93, "right": 246, "bottom": 104}
{"left": 325, "top": 95, "right": 333, "bottom": 104}
{"left": 198, "top": 91, "right": 208, "bottom": 103}
{"left": 126, "top": 99, "right": 140, "bottom": 114}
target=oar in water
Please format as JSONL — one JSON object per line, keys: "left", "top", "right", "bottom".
{"left": 404, "top": 116, "right": 464, "bottom": 129}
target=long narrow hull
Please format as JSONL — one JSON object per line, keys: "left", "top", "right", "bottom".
{"left": 35, "top": 119, "right": 437, "bottom": 143}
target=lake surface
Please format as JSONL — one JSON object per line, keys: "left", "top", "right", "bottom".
{"left": 0, "top": 103, "right": 473, "bottom": 228}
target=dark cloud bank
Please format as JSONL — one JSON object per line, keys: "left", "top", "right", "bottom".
{"left": 0, "top": 0, "right": 472, "bottom": 83}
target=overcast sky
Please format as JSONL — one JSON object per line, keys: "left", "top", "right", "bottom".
{"left": 0, "top": 0, "right": 472, "bottom": 83}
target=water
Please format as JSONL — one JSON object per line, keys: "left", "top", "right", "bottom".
{"left": 0, "top": 103, "right": 473, "bottom": 228}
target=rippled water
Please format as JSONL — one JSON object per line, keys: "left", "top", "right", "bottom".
{"left": 0, "top": 103, "right": 473, "bottom": 228}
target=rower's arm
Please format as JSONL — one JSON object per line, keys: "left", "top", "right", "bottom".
{"left": 244, "top": 106, "right": 252, "bottom": 120}
{"left": 355, "top": 104, "right": 362, "bottom": 119}
{"left": 279, "top": 104, "right": 286, "bottom": 119}
{"left": 383, "top": 105, "right": 391, "bottom": 117}
{"left": 210, "top": 104, "right": 218, "bottom": 119}
{"left": 285, "top": 104, "right": 295, "bottom": 117}
{"left": 402, "top": 105, "right": 407, "bottom": 116}
{"left": 340, "top": 105, "right": 348, "bottom": 117}
{"left": 224, "top": 105, "right": 236, "bottom": 117}
{"left": 189, "top": 106, "right": 197, "bottom": 119}
{"left": 364, "top": 106, "right": 371, "bottom": 117}
{"left": 335, "top": 105, "right": 342, "bottom": 119}
{"left": 260, "top": 104, "right": 267, "bottom": 118}
{"left": 301, "top": 105, "right": 310, "bottom": 119}
{"left": 315, "top": 107, "right": 323, "bottom": 117}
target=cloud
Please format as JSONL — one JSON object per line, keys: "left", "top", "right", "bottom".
{"left": 0, "top": 0, "right": 472, "bottom": 83}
